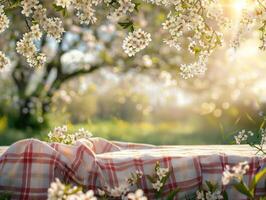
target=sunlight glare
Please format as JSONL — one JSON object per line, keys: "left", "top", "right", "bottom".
{"left": 233, "top": 0, "right": 247, "bottom": 13}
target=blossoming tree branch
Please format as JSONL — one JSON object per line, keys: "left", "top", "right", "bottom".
{"left": 1, "top": 0, "right": 266, "bottom": 127}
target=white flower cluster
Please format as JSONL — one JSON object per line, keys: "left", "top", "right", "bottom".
{"left": 234, "top": 129, "right": 254, "bottom": 145}
{"left": 48, "top": 178, "right": 147, "bottom": 200}
{"left": 230, "top": 10, "right": 255, "bottom": 50}
{"left": 260, "top": 128, "right": 266, "bottom": 146}
{"left": 73, "top": 128, "right": 93, "bottom": 141}
{"left": 47, "top": 178, "right": 96, "bottom": 200}
{"left": 122, "top": 29, "right": 152, "bottom": 57}
{"left": 128, "top": 170, "right": 143, "bottom": 186}
{"left": 0, "top": 5, "right": 9, "bottom": 34}
{"left": 107, "top": 182, "right": 130, "bottom": 198}
{"left": 13, "top": 0, "right": 65, "bottom": 68}
{"left": 0, "top": 51, "right": 10, "bottom": 70}
{"left": 108, "top": 0, "right": 135, "bottom": 21}
{"left": 127, "top": 189, "right": 147, "bottom": 200}
{"left": 152, "top": 164, "right": 169, "bottom": 192}
{"left": 16, "top": 25, "right": 46, "bottom": 68}
{"left": 180, "top": 54, "right": 208, "bottom": 79}
{"left": 0, "top": 5, "right": 10, "bottom": 70}
{"left": 231, "top": 2, "right": 266, "bottom": 51}
{"left": 196, "top": 190, "right": 223, "bottom": 200}
{"left": 222, "top": 161, "right": 250, "bottom": 185}
{"left": 161, "top": 0, "right": 225, "bottom": 79}
{"left": 48, "top": 125, "right": 93, "bottom": 145}
{"left": 21, "top": 0, "right": 65, "bottom": 41}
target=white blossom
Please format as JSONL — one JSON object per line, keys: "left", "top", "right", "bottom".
{"left": 0, "top": 5, "right": 9, "bottom": 33}
{"left": 48, "top": 178, "right": 96, "bottom": 200}
{"left": 196, "top": 190, "right": 205, "bottom": 200}
{"left": 0, "top": 51, "right": 10, "bottom": 69}
{"left": 67, "top": 190, "right": 97, "bottom": 200}
{"left": 97, "top": 189, "right": 105, "bottom": 196}
{"left": 205, "top": 191, "right": 223, "bottom": 200}
{"left": 55, "top": 0, "right": 72, "bottom": 8}
{"left": 21, "top": 0, "right": 39, "bottom": 17}
{"left": 107, "top": 0, "right": 135, "bottom": 21}
{"left": 107, "top": 182, "right": 130, "bottom": 197}
{"left": 152, "top": 180, "right": 163, "bottom": 192}
{"left": 16, "top": 24, "right": 46, "bottom": 68}
{"left": 122, "top": 29, "right": 151, "bottom": 57}
{"left": 47, "top": 178, "right": 67, "bottom": 200}
{"left": 73, "top": 128, "right": 93, "bottom": 140}
{"left": 156, "top": 167, "right": 169, "bottom": 180}
{"left": 222, "top": 161, "right": 250, "bottom": 185}
{"left": 161, "top": 0, "right": 225, "bottom": 79}
{"left": 127, "top": 189, "right": 147, "bottom": 200}
{"left": 260, "top": 128, "right": 266, "bottom": 146}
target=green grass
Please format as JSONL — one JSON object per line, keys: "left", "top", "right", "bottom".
{"left": 68, "top": 119, "right": 227, "bottom": 145}
{"left": 0, "top": 118, "right": 230, "bottom": 145}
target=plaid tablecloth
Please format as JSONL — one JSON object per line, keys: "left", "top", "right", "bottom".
{"left": 0, "top": 138, "right": 265, "bottom": 200}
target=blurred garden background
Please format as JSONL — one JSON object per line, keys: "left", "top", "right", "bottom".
{"left": 0, "top": 0, "right": 266, "bottom": 145}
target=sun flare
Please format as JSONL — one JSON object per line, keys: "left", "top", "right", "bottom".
{"left": 233, "top": 0, "right": 247, "bottom": 12}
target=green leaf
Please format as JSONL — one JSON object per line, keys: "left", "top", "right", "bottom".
{"left": 260, "top": 120, "right": 265, "bottom": 130}
{"left": 52, "top": 4, "right": 67, "bottom": 16}
{"left": 133, "top": 2, "right": 141, "bottom": 12}
{"left": 0, "top": 192, "right": 11, "bottom": 200}
{"left": 250, "top": 168, "right": 266, "bottom": 192}
{"left": 118, "top": 21, "right": 133, "bottom": 29}
{"left": 146, "top": 174, "right": 155, "bottom": 183}
{"left": 205, "top": 181, "right": 217, "bottom": 193}
{"left": 53, "top": 4, "right": 64, "bottom": 11}
{"left": 222, "top": 190, "right": 229, "bottom": 200}
{"left": 234, "top": 181, "right": 253, "bottom": 199}
{"left": 166, "top": 188, "right": 180, "bottom": 200}
{"left": 246, "top": 113, "right": 256, "bottom": 124}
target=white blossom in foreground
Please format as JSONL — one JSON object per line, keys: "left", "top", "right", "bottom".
{"left": 47, "top": 178, "right": 67, "bottom": 200}
{"left": 205, "top": 191, "right": 223, "bottom": 200}
{"left": 156, "top": 167, "right": 169, "bottom": 180}
{"left": 0, "top": 51, "right": 10, "bottom": 69}
{"left": 127, "top": 189, "right": 147, "bottom": 200}
{"left": 196, "top": 190, "right": 205, "bottom": 200}
{"left": 196, "top": 190, "right": 223, "bottom": 200}
{"left": 69, "top": 190, "right": 97, "bottom": 200}
{"left": 107, "top": 182, "right": 130, "bottom": 197}
{"left": 0, "top": 5, "right": 9, "bottom": 33}
{"left": 222, "top": 161, "right": 250, "bottom": 185}
{"left": 97, "top": 189, "right": 105, "bottom": 197}
{"left": 122, "top": 29, "right": 151, "bottom": 57}
{"left": 47, "top": 178, "right": 96, "bottom": 200}
{"left": 152, "top": 180, "right": 163, "bottom": 192}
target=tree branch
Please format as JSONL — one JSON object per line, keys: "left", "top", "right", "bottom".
{"left": 60, "top": 64, "right": 101, "bottom": 82}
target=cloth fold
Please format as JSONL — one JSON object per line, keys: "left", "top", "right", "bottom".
{"left": 0, "top": 138, "right": 265, "bottom": 200}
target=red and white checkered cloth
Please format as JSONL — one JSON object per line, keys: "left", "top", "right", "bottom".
{"left": 0, "top": 138, "right": 265, "bottom": 200}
